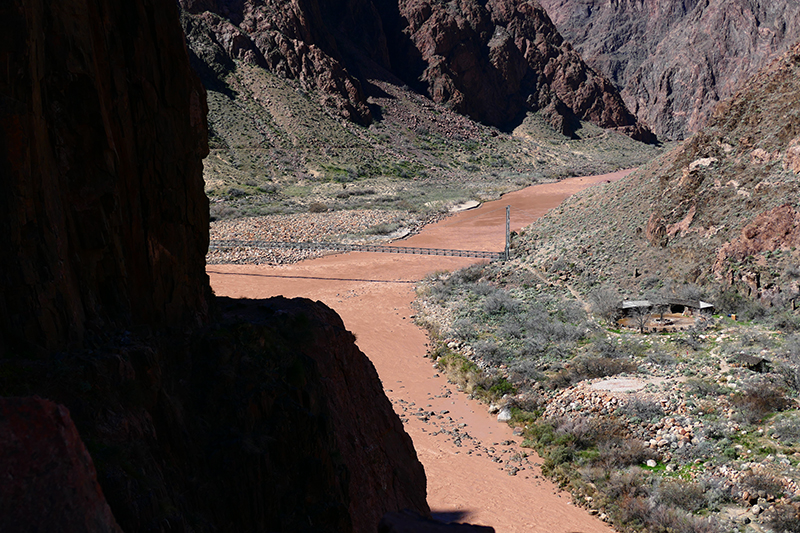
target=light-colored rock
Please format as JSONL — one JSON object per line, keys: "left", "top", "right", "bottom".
{"left": 497, "top": 406, "right": 512, "bottom": 422}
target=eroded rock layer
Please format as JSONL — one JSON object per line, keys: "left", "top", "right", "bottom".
{"left": 180, "top": 0, "right": 653, "bottom": 140}
{"left": 539, "top": 0, "right": 800, "bottom": 140}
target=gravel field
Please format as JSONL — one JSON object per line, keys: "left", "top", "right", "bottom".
{"left": 207, "top": 209, "right": 448, "bottom": 264}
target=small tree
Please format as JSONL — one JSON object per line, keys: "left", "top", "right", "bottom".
{"left": 590, "top": 287, "right": 620, "bottom": 323}
{"left": 630, "top": 305, "right": 652, "bottom": 333}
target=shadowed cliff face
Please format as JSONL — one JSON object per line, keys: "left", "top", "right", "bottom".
{"left": 0, "top": 0, "right": 211, "bottom": 353}
{"left": 179, "top": 0, "right": 654, "bottom": 140}
{"left": 539, "top": 0, "right": 800, "bottom": 140}
{"left": 0, "top": 0, "right": 430, "bottom": 531}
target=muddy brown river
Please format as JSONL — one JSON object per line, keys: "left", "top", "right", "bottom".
{"left": 208, "top": 169, "right": 632, "bottom": 532}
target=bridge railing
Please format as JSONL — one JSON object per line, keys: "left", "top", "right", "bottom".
{"left": 209, "top": 240, "right": 505, "bottom": 260}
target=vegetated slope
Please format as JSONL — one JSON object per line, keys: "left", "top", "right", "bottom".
{"left": 539, "top": 0, "right": 800, "bottom": 141}
{"left": 0, "top": 1, "right": 430, "bottom": 531}
{"left": 518, "top": 41, "right": 800, "bottom": 307}
{"left": 179, "top": 0, "right": 660, "bottom": 220}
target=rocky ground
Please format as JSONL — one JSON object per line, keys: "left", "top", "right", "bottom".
{"left": 207, "top": 208, "right": 449, "bottom": 264}
{"left": 416, "top": 259, "right": 800, "bottom": 532}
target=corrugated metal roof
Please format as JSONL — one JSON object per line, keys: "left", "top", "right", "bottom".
{"left": 621, "top": 300, "right": 652, "bottom": 309}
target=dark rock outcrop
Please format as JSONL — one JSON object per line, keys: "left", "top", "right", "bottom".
{"left": 0, "top": 0, "right": 430, "bottom": 531}
{"left": 179, "top": 0, "right": 653, "bottom": 140}
{"left": 0, "top": 397, "right": 123, "bottom": 533}
{"left": 539, "top": 0, "right": 800, "bottom": 140}
{"left": 215, "top": 297, "right": 429, "bottom": 532}
{"left": 379, "top": 509, "right": 496, "bottom": 532}
{"left": 390, "top": 0, "right": 652, "bottom": 140}
{"left": 0, "top": 0, "right": 211, "bottom": 354}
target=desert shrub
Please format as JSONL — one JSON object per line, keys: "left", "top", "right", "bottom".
{"left": 499, "top": 316, "right": 524, "bottom": 339}
{"left": 613, "top": 495, "right": 650, "bottom": 528}
{"left": 451, "top": 264, "right": 484, "bottom": 284}
{"left": 784, "top": 334, "right": 800, "bottom": 357}
{"left": 517, "top": 336, "right": 546, "bottom": 358}
{"left": 714, "top": 287, "right": 768, "bottom": 320}
{"left": 548, "top": 356, "right": 637, "bottom": 389}
{"left": 543, "top": 445, "right": 574, "bottom": 472}
{"left": 673, "top": 438, "right": 717, "bottom": 463}
{"left": 655, "top": 480, "right": 707, "bottom": 513}
{"left": 621, "top": 396, "right": 664, "bottom": 423}
{"left": 507, "top": 359, "right": 543, "bottom": 383}
{"left": 556, "top": 300, "right": 586, "bottom": 324}
{"left": 647, "top": 348, "right": 676, "bottom": 366}
{"left": 227, "top": 187, "right": 247, "bottom": 198}
{"left": 531, "top": 318, "right": 584, "bottom": 344}
{"left": 589, "top": 338, "right": 629, "bottom": 359}
{"left": 739, "top": 471, "right": 784, "bottom": 500}
{"left": 731, "top": 380, "right": 790, "bottom": 424}
{"left": 589, "top": 287, "right": 620, "bottom": 322}
{"left": 473, "top": 339, "right": 510, "bottom": 365}
{"left": 772, "top": 415, "right": 800, "bottom": 445}
{"left": 596, "top": 438, "right": 656, "bottom": 469}
{"left": 766, "top": 503, "right": 800, "bottom": 533}
{"left": 548, "top": 257, "right": 570, "bottom": 273}
{"left": 603, "top": 470, "right": 651, "bottom": 501}
{"left": 256, "top": 182, "right": 278, "bottom": 194}
{"left": 772, "top": 311, "right": 800, "bottom": 333}
{"left": 645, "top": 505, "right": 721, "bottom": 533}
{"left": 366, "top": 222, "right": 399, "bottom": 235}
{"left": 472, "top": 282, "right": 495, "bottom": 296}
{"left": 554, "top": 416, "right": 599, "bottom": 448}
{"left": 641, "top": 275, "right": 661, "bottom": 290}
{"left": 677, "top": 334, "right": 704, "bottom": 351}
{"left": 675, "top": 283, "right": 704, "bottom": 301}
{"left": 701, "top": 421, "right": 732, "bottom": 440}
{"left": 451, "top": 317, "right": 476, "bottom": 341}
{"left": 686, "top": 378, "right": 724, "bottom": 398}
{"left": 209, "top": 203, "right": 240, "bottom": 220}
{"left": 308, "top": 202, "right": 328, "bottom": 213}
{"left": 482, "top": 291, "right": 519, "bottom": 315}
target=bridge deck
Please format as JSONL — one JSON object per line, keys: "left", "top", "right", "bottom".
{"left": 209, "top": 240, "right": 505, "bottom": 260}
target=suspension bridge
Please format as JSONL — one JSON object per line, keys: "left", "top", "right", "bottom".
{"left": 210, "top": 206, "right": 512, "bottom": 261}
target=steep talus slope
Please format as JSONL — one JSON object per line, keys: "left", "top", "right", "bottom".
{"left": 0, "top": 1, "right": 430, "bottom": 531}
{"left": 180, "top": 0, "right": 653, "bottom": 140}
{"left": 539, "top": 0, "right": 800, "bottom": 140}
{"left": 519, "top": 42, "right": 800, "bottom": 303}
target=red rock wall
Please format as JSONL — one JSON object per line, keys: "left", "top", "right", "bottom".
{"left": 0, "top": 397, "right": 123, "bottom": 533}
{"left": 0, "top": 0, "right": 211, "bottom": 354}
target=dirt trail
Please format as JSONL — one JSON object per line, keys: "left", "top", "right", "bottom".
{"left": 207, "top": 169, "right": 633, "bottom": 532}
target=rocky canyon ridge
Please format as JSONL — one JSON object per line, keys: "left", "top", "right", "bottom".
{"left": 538, "top": 0, "right": 800, "bottom": 140}
{"left": 180, "top": 0, "right": 653, "bottom": 140}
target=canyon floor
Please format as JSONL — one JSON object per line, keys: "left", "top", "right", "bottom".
{"left": 207, "top": 170, "right": 633, "bottom": 532}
